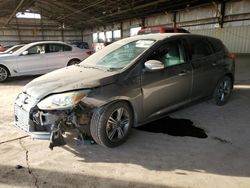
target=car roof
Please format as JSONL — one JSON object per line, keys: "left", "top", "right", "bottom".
{"left": 118, "top": 33, "right": 186, "bottom": 43}
{"left": 24, "top": 41, "right": 70, "bottom": 48}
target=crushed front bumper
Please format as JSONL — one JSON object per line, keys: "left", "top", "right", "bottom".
{"left": 14, "top": 92, "right": 92, "bottom": 148}
{"left": 14, "top": 93, "right": 51, "bottom": 139}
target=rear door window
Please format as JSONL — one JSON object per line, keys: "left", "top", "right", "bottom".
{"left": 46, "top": 44, "right": 72, "bottom": 53}
{"left": 47, "top": 44, "right": 64, "bottom": 53}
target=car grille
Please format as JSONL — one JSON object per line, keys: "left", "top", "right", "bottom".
{"left": 14, "top": 105, "right": 30, "bottom": 132}
{"left": 14, "top": 93, "right": 38, "bottom": 133}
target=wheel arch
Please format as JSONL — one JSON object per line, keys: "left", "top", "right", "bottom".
{"left": 98, "top": 99, "right": 137, "bottom": 127}
{"left": 0, "top": 64, "right": 10, "bottom": 76}
{"left": 224, "top": 72, "right": 234, "bottom": 88}
{"left": 67, "top": 58, "right": 81, "bottom": 66}
{"left": 210, "top": 73, "right": 234, "bottom": 98}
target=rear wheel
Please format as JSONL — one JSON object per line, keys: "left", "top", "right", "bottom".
{"left": 0, "top": 66, "right": 9, "bottom": 82}
{"left": 67, "top": 59, "right": 81, "bottom": 66}
{"left": 90, "top": 102, "right": 133, "bottom": 147}
{"left": 212, "top": 76, "right": 232, "bottom": 106}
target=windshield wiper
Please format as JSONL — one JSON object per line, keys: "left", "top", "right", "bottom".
{"left": 105, "top": 67, "right": 122, "bottom": 72}
{"left": 77, "top": 64, "right": 104, "bottom": 71}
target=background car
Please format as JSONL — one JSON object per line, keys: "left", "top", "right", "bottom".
{"left": 71, "top": 41, "right": 94, "bottom": 55}
{"left": 0, "top": 45, "right": 6, "bottom": 52}
{"left": 138, "top": 27, "right": 190, "bottom": 35}
{"left": 71, "top": 41, "right": 90, "bottom": 49}
{"left": 0, "top": 41, "right": 92, "bottom": 82}
{"left": 14, "top": 33, "right": 235, "bottom": 149}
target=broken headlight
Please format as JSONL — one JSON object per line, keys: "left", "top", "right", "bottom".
{"left": 37, "top": 90, "right": 89, "bottom": 110}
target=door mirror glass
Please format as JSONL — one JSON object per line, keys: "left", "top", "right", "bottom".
{"left": 144, "top": 60, "right": 164, "bottom": 72}
{"left": 21, "top": 51, "right": 28, "bottom": 56}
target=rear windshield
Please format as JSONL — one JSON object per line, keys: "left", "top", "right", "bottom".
{"left": 138, "top": 30, "right": 161, "bottom": 35}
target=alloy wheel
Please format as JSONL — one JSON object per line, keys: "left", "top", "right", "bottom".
{"left": 217, "top": 80, "right": 231, "bottom": 102}
{"left": 106, "top": 107, "right": 130, "bottom": 142}
{"left": 0, "top": 67, "right": 8, "bottom": 82}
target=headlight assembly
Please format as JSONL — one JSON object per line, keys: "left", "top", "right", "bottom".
{"left": 37, "top": 90, "right": 89, "bottom": 110}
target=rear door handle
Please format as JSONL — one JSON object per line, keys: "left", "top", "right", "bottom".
{"left": 178, "top": 70, "right": 188, "bottom": 76}
{"left": 212, "top": 62, "right": 219, "bottom": 66}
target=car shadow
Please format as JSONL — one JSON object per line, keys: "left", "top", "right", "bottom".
{"left": 61, "top": 109, "right": 250, "bottom": 178}
{"left": 0, "top": 75, "right": 40, "bottom": 86}
{"left": 0, "top": 164, "right": 170, "bottom": 188}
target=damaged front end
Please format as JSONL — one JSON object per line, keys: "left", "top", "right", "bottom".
{"left": 33, "top": 102, "right": 92, "bottom": 149}
{"left": 15, "top": 90, "right": 95, "bottom": 150}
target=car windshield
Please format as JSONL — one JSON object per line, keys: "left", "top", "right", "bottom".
{"left": 6, "top": 45, "right": 24, "bottom": 54}
{"left": 80, "top": 39, "right": 155, "bottom": 71}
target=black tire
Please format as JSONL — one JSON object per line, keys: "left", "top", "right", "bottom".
{"left": 67, "top": 59, "right": 81, "bottom": 66}
{"left": 0, "top": 65, "right": 9, "bottom": 82}
{"left": 212, "top": 76, "right": 232, "bottom": 106}
{"left": 90, "top": 102, "right": 133, "bottom": 148}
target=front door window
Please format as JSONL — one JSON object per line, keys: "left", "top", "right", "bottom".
{"left": 27, "top": 44, "right": 46, "bottom": 55}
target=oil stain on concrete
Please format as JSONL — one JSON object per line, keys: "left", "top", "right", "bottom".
{"left": 136, "top": 116, "right": 207, "bottom": 138}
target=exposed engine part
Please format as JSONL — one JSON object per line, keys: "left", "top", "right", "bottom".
{"left": 49, "top": 121, "right": 66, "bottom": 150}
{"left": 76, "top": 129, "right": 95, "bottom": 145}
{"left": 32, "top": 102, "right": 93, "bottom": 149}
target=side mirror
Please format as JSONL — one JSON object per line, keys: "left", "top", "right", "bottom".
{"left": 21, "top": 51, "right": 28, "bottom": 56}
{"left": 144, "top": 60, "right": 164, "bottom": 72}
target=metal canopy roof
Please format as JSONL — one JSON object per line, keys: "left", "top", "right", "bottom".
{"left": 0, "top": 0, "right": 223, "bottom": 29}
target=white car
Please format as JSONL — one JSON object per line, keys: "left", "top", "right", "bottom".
{"left": 0, "top": 41, "right": 91, "bottom": 82}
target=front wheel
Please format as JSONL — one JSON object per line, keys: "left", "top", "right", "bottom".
{"left": 212, "top": 76, "right": 232, "bottom": 106}
{"left": 90, "top": 102, "right": 133, "bottom": 147}
{"left": 0, "top": 66, "right": 9, "bottom": 82}
{"left": 67, "top": 59, "right": 81, "bottom": 66}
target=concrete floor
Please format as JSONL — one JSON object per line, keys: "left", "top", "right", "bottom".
{"left": 0, "top": 55, "right": 250, "bottom": 188}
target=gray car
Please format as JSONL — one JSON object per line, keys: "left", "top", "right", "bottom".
{"left": 14, "top": 33, "right": 235, "bottom": 148}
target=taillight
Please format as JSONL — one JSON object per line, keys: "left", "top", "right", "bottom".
{"left": 228, "top": 52, "right": 236, "bottom": 60}
{"left": 85, "top": 51, "right": 92, "bottom": 56}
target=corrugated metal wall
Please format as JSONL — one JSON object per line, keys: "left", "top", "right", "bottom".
{"left": 190, "top": 26, "right": 250, "bottom": 53}
{"left": 0, "top": 17, "right": 83, "bottom": 46}
{"left": 86, "top": 0, "right": 250, "bottom": 53}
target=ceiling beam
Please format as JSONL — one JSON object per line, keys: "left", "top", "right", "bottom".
{"left": 4, "top": 0, "right": 26, "bottom": 27}
{"left": 68, "top": 0, "right": 167, "bottom": 28}
{"left": 55, "top": 0, "right": 105, "bottom": 21}
{"left": 44, "top": 0, "right": 104, "bottom": 24}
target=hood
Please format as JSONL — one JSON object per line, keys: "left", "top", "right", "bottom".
{"left": 0, "top": 53, "right": 16, "bottom": 58}
{"left": 24, "top": 65, "right": 118, "bottom": 99}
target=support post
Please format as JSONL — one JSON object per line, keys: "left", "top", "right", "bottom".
{"left": 173, "top": 11, "right": 177, "bottom": 31}
{"left": 141, "top": 17, "right": 145, "bottom": 28}
{"left": 61, "top": 23, "right": 64, "bottom": 42}
{"left": 15, "top": 17, "right": 21, "bottom": 43}
{"left": 219, "top": 2, "right": 225, "bottom": 28}
{"left": 120, "top": 22, "right": 123, "bottom": 38}
{"left": 40, "top": 12, "right": 45, "bottom": 40}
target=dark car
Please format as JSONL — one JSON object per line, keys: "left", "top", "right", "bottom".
{"left": 15, "top": 33, "right": 235, "bottom": 148}
{"left": 138, "top": 27, "right": 190, "bottom": 35}
{"left": 71, "top": 41, "right": 94, "bottom": 55}
{"left": 71, "top": 41, "right": 90, "bottom": 49}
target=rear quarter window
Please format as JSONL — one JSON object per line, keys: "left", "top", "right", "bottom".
{"left": 63, "top": 45, "right": 72, "bottom": 51}
{"left": 207, "top": 38, "right": 226, "bottom": 53}
{"left": 187, "top": 37, "right": 214, "bottom": 61}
